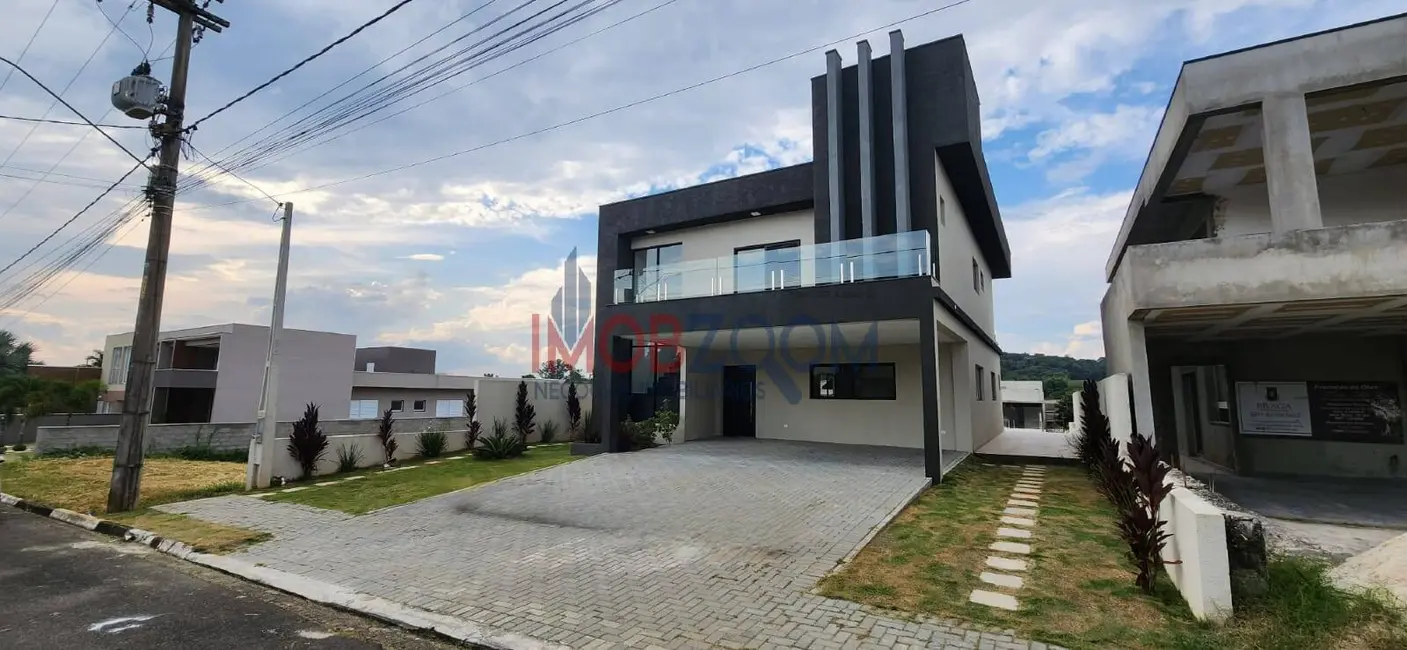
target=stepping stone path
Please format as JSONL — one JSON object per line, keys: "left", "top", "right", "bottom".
{"left": 968, "top": 465, "right": 1046, "bottom": 612}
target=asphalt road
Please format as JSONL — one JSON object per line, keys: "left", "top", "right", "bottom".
{"left": 0, "top": 505, "right": 465, "bottom": 649}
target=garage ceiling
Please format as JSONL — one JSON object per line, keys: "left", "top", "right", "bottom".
{"left": 1136, "top": 295, "right": 1407, "bottom": 340}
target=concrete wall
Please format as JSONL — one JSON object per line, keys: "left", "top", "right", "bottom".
{"left": 628, "top": 209, "right": 815, "bottom": 298}
{"left": 267, "top": 417, "right": 471, "bottom": 479}
{"left": 349, "top": 388, "right": 470, "bottom": 419}
{"left": 1160, "top": 486, "right": 1234, "bottom": 622}
{"left": 471, "top": 378, "right": 582, "bottom": 440}
{"left": 1099, "top": 373, "right": 1136, "bottom": 456}
{"left": 1217, "top": 166, "right": 1407, "bottom": 237}
{"left": 935, "top": 301, "right": 1001, "bottom": 451}
{"left": 934, "top": 152, "right": 996, "bottom": 336}
{"left": 681, "top": 350, "right": 719, "bottom": 443}
{"left": 37, "top": 421, "right": 255, "bottom": 454}
{"left": 211, "top": 324, "right": 357, "bottom": 423}
{"left": 3, "top": 414, "right": 121, "bottom": 446}
{"left": 354, "top": 347, "right": 436, "bottom": 374}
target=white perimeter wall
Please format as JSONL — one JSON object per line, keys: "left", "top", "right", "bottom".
{"left": 1160, "top": 485, "right": 1234, "bottom": 622}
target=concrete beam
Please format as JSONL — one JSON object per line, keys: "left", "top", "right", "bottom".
{"left": 1261, "top": 93, "right": 1323, "bottom": 234}
{"left": 1277, "top": 296, "right": 1407, "bottom": 338}
{"left": 1193, "top": 303, "right": 1282, "bottom": 340}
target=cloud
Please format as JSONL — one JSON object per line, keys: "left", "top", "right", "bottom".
{"left": 1026, "top": 104, "right": 1165, "bottom": 182}
{"left": 1031, "top": 320, "right": 1105, "bottom": 358}
{"left": 403, "top": 253, "right": 444, "bottom": 261}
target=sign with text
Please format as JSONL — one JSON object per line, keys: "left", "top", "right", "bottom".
{"left": 1308, "top": 382, "right": 1404, "bottom": 444}
{"left": 1235, "top": 382, "right": 1312, "bottom": 436}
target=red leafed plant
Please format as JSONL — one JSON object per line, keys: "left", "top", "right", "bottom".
{"left": 1121, "top": 432, "right": 1174, "bottom": 593}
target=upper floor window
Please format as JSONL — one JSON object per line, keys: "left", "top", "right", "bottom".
{"left": 108, "top": 346, "right": 130, "bottom": 384}
{"left": 972, "top": 259, "right": 981, "bottom": 294}
{"left": 735, "top": 240, "right": 801, "bottom": 292}
{"left": 940, "top": 196, "right": 946, "bottom": 226}
{"left": 633, "top": 243, "right": 683, "bottom": 301}
{"left": 976, "top": 364, "right": 985, "bottom": 400}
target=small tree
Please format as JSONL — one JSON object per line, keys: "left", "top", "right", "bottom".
{"left": 1123, "top": 432, "right": 1174, "bottom": 594}
{"left": 287, "top": 403, "right": 329, "bottom": 479}
{"left": 565, "top": 381, "right": 582, "bottom": 441}
{"left": 513, "top": 380, "right": 536, "bottom": 445}
{"left": 376, "top": 408, "right": 398, "bottom": 465}
{"left": 464, "top": 390, "right": 482, "bottom": 451}
{"left": 1072, "top": 379, "right": 1105, "bottom": 472}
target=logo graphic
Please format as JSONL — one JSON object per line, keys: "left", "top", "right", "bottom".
{"left": 532, "top": 248, "right": 594, "bottom": 372}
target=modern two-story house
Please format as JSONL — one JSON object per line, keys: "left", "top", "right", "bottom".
{"left": 591, "top": 31, "right": 1011, "bottom": 479}
{"left": 1102, "top": 14, "right": 1407, "bottom": 480}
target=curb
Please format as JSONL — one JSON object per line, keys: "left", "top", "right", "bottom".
{"left": 1, "top": 491, "right": 567, "bottom": 650}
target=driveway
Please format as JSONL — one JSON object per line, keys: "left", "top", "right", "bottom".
{"left": 162, "top": 440, "right": 1043, "bottom": 649}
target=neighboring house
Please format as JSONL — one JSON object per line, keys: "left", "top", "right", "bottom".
{"left": 99, "top": 325, "right": 478, "bottom": 424}
{"left": 592, "top": 31, "right": 1010, "bottom": 479}
{"left": 1001, "top": 381, "right": 1044, "bottom": 430}
{"left": 1101, "top": 14, "right": 1407, "bottom": 480}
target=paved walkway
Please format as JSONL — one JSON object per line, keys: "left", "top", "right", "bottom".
{"left": 977, "top": 429, "right": 1075, "bottom": 461}
{"left": 160, "top": 440, "right": 1056, "bottom": 649}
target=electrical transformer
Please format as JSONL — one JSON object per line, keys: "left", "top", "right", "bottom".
{"left": 111, "top": 70, "right": 162, "bottom": 120}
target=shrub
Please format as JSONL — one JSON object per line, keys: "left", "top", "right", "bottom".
{"left": 539, "top": 419, "right": 559, "bottom": 445}
{"left": 336, "top": 444, "right": 363, "bottom": 473}
{"left": 513, "top": 380, "right": 536, "bottom": 445}
{"left": 41, "top": 445, "right": 110, "bottom": 458}
{"left": 625, "top": 416, "right": 655, "bottom": 450}
{"left": 416, "top": 426, "right": 448, "bottom": 458}
{"left": 376, "top": 408, "right": 397, "bottom": 465}
{"left": 566, "top": 382, "right": 582, "bottom": 440}
{"left": 651, "top": 409, "right": 679, "bottom": 445}
{"left": 1070, "top": 379, "right": 1103, "bottom": 470}
{"left": 1123, "top": 432, "right": 1174, "bottom": 594}
{"left": 464, "top": 390, "right": 481, "bottom": 451}
{"left": 286, "top": 403, "right": 329, "bottom": 480}
{"left": 11, "top": 443, "right": 26, "bottom": 452}
{"left": 474, "top": 417, "right": 525, "bottom": 460}
{"left": 156, "top": 446, "right": 246, "bottom": 463}
{"left": 581, "top": 409, "right": 599, "bottom": 443}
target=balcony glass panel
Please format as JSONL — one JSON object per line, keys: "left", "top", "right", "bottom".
{"left": 613, "top": 230, "right": 931, "bottom": 304}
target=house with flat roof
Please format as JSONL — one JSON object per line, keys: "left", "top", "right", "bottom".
{"left": 1101, "top": 14, "right": 1407, "bottom": 480}
{"left": 590, "top": 31, "right": 1010, "bottom": 479}
{"left": 1000, "top": 380, "right": 1044, "bottom": 430}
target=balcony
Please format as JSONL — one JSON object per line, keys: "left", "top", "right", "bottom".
{"left": 613, "top": 231, "right": 932, "bottom": 304}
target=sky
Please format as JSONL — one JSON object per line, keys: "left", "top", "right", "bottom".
{"left": 0, "top": 0, "right": 1402, "bottom": 375}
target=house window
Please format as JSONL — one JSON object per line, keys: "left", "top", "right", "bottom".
{"left": 366, "top": 361, "right": 376, "bottom": 372}
{"left": 940, "top": 196, "right": 946, "bottom": 226}
{"left": 976, "top": 365, "right": 985, "bottom": 400}
{"left": 390, "top": 399, "right": 404, "bottom": 413}
{"left": 991, "top": 371, "right": 998, "bottom": 401}
{"left": 349, "top": 399, "right": 380, "bottom": 420}
{"left": 810, "top": 364, "right": 897, "bottom": 400}
{"left": 434, "top": 400, "right": 460, "bottom": 417}
{"left": 413, "top": 399, "right": 427, "bottom": 412}
{"left": 734, "top": 240, "right": 801, "bottom": 292}
{"left": 1207, "top": 365, "right": 1231, "bottom": 424}
{"left": 633, "top": 243, "right": 683, "bottom": 300}
{"left": 108, "top": 346, "right": 130, "bottom": 384}
{"left": 972, "top": 259, "right": 980, "bottom": 294}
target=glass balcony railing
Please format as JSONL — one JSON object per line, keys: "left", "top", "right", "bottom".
{"left": 613, "top": 230, "right": 932, "bottom": 304}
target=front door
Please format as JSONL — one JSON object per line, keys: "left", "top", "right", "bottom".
{"left": 722, "top": 365, "right": 756, "bottom": 437}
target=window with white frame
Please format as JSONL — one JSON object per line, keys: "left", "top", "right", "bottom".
{"left": 108, "top": 346, "right": 130, "bottom": 384}
{"left": 349, "top": 399, "right": 380, "bottom": 420}
{"left": 434, "top": 400, "right": 460, "bottom": 417}
{"left": 413, "top": 399, "right": 427, "bottom": 412}
{"left": 976, "top": 365, "right": 985, "bottom": 400}
{"left": 390, "top": 399, "right": 404, "bottom": 413}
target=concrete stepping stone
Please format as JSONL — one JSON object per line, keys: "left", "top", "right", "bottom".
{"left": 997, "top": 527, "right": 1032, "bottom": 539}
{"left": 1012, "top": 488, "right": 1041, "bottom": 496}
{"left": 1008, "top": 499, "right": 1040, "bottom": 508}
{"left": 990, "top": 541, "right": 1031, "bottom": 555}
{"left": 425, "top": 460, "right": 442, "bottom": 465}
{"left": 314, "top": 481, "right": 337, "bottom": 487}
{"left": 969, "top": 590, "right": 1019, "bottom": 611}
{"left": 1001, "top": 516, "right": 1036, "bottom": 527}
{"left": 1004, "top": 507, "right": 1037, "bottom": 517}
{"left": 980, "top": 571, "right": 1025, "bottom": 589}
{"left": 279, "top": 486, "right": 307, "bottom": 493}
{"left": 1016, "top": 480, "right": 1043, "bottom": 487}
{"left": 341, "top": 476, "right": 366, "bottom": 482}
{"left": 1014, "top": 486, "right": 1041, "bottom": 493}
{"left": 987, "top": 556, "right": 1028, "bottom": 572}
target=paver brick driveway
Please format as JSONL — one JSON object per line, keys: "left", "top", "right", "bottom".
{"left": 163, "top": 440, "right": 1049, "bottom": 649}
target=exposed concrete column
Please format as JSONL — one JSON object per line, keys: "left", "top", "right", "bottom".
{"left": 1261, "top": 93, "right": 1323, "bottom": 233}
{"left": 825, "top": 49, "right": 844, "bottom": 244}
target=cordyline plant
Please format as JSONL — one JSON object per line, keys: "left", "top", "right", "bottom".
{"left": 1120, "top": 432, "right": 1174, "bottom": 594}
{"left": 513, "top": 380, "right": 536, "bottom": 446}
{"left": 287, "top": 402, "right": 329, "bottom": 479}
{"left": 1079, "top": 379, "right": 1137, "bottom": 517}
{"left": 464, "top": 390, "right": 482, "bottom": 451}
{"left": 566, "top": 381, "right": 582, "bottom": 441}
{"left": 1071, "top": 379, "right": 1104, "bottom": 470}
{"left": 377, "top": 408, "right": 398, "bottom": 466}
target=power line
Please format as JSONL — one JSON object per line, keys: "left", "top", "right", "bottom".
{"left": 0, "top": 114, "right": 146, "bottom": 129}
{"left": 0, "top": 57, "right": 154, "bottom": 168}
{"left": 0, "top": 169, "right": 144, "bottom": 190}
{"left": 184, "top": 141, "right": 280, "bottom": 205}
{"left": 0, "top": 160, "right": 149, "bottom": 278}
{"left": 0, "top": 211, "right": 146, "bottom": 324}
{"left": 188, "top": 0, "right": 978, "bottom": 209}
{"left": 0, "top": 0, "right": 59, "bottom": 95}
{"left": 93, "top": 0, "right": 151, "bottom": 58}
{"left": 184, "top": 0, "right": 422, "bottom": 134}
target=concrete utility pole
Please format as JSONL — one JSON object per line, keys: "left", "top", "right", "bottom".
{"left": 249, "top": 202, "right": 292, "bottom": 490}
{"left": 108, "top": 1, "right": 229, "bottom": 513}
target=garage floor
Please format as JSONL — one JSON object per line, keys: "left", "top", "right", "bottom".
{"left": 1200, "top": 473, "right": 1407, "bottom": 529}
{"left": 160, "top": 439, "right": 1043, "bottom": 648}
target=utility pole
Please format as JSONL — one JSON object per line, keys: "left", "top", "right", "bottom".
{"left": 249, "top": 202, "right": 292, "bottom": 490}
{"left": 108, "top": 1, "right": 229, "bottom": 513}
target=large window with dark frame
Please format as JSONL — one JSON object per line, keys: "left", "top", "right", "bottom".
{"left": 810, "top": 364, "right": 897, "bottom": 400}
{"left": 734, "top": 239, "right": 801, "bottom": 293}
{"left": 633, "top": 243, "right": 683, "bottom": 301}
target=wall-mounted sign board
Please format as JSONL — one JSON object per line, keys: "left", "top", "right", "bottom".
{"left": 1236, "top": 381, "right": 1403, "bottom": 444}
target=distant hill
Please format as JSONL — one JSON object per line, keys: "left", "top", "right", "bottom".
{"left": 1000, "top": 352, "right": 1106, "bottom": 382}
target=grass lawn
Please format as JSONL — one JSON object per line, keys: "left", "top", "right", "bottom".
{"left": 0, "top": 453, "right": 266, "bottom": 553}
{"left": 264, "top": 443, "right": 577, "bottom": 514}
{"left": 818, "top": 463, "right": 1407, "bottom": 650}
